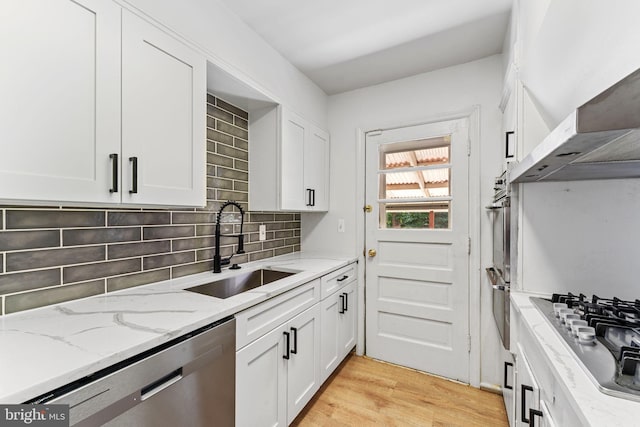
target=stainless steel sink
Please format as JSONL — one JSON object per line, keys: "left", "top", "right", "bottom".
{"left": 185, "top": 269, "right": 296, "bottom": 299}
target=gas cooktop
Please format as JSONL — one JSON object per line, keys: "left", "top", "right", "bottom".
{"left": 530, "top": 293, "right": 640, "bottom": 402}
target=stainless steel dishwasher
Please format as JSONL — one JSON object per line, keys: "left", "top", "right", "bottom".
{"left": 29, "top": 317, "right": 235, "bottom": 426}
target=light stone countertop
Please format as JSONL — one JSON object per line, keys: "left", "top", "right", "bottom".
{"left": 0, "top": 252, "right": 357, "bottom": 403}
{"left": 511, "top": 291, "right": 640, "bottom": 426}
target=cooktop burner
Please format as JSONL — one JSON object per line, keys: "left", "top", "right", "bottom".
{"left": 531, "top": 293, "right": 640, "bottom": 402}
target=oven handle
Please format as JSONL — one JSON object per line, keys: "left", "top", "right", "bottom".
{"left": 486, "top": 267, "right": 508, "bottom": 289}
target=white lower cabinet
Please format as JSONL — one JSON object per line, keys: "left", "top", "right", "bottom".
{"left": 236, "top": 298, "right": 321, "bottom": 426}
{"left": 515, "top": 344, "right": 540, "bottom": 427}
{"left": 502, "top": 354, "right": 516, "bottom": 426}
{"left": 320, "top": 280, "right": 357, "bottom": 382}
{"left": 236, "top": 263, "right": 358, "bottom": 427}
{"left": 511, "top": 303, "right": 580, "bottom": 427}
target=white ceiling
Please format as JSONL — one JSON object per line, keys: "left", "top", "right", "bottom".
{"left": 219, "top": 0, "right": 512, "bottom": 94}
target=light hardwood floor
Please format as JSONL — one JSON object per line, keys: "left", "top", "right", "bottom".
{"left": 292, "top": 354, "right": 508, "bottom": 427}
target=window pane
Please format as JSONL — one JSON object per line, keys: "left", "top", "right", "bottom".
{"left": 380, "top": 168, "right": 451, "bottom": 200}
{"left": 383, "top": 142, "right": 450, "bottom": 171}
{"left": 377, "top": 135, "right": 452, "bottom": 229}
{"left": 381, "top": 201, "right": 451, "bottom": 229}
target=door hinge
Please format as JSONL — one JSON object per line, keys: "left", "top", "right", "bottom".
{"left": 468, "top": 335, "right": 471, "bottom": 353}
{"left": 467, "top": 237, "right": 471, "bottom": 255}
{"left": 467, "top": 139, "right": 471, "bottom": 156}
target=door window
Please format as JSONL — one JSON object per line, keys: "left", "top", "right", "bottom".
{"left": 378, "top": 136, "right": 452, "bottom": 229}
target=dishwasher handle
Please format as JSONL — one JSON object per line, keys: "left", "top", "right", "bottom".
{"left": 140, "top": 368, "right": 183, "bottom": 401}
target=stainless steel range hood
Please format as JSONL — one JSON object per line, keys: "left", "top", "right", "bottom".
{"left": 510, "top": 68, "right": 640, "bottom": 183}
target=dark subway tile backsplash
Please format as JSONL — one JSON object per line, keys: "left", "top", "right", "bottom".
{"left": 0, "top": 269, "right": 61, "bottom": 295}
{"left": 108, "top": 211, "right": 171, "bottom": 226}
{"left": 6, "top": 210, "right": 105, "bottom": 229}
{"left": 63, "top": 227, "right": 141, "bottom": 246}
{"left": 63, "top": 259, "right": 141, "bottom": 283}
{"left": 0, "top": 230, "right": 60, "bottom": 251}
{"left": 0, "top": 96, "right": 300, "bottom": 315}
{"left": 6, "top": 246, "right": 105, "bottom": 272}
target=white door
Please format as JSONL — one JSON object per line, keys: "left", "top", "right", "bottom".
{"left": 320, "top": 291, "right": 341, "bottom": 381}
{"left": 0, "top": 0, "right": 121, "bottom": 204}
{"left": 365, "top": 119, "right": 471, "bottom": 382}
{"left": 286, "top": 304, "right": 321, "bottom": 424}
{"left": 338, "top": 281, "right": 357, "bottom": 357}
{"left": 280, "top": 108, "right": 306, "bottom": 211}
{"left": 305, "top": 126, "right": 330, "bottom": 211}
{"left": 236, "top": 324, "right": 287, "bottom": 427}
{"left": 121, "top": 10, "right": 206, "bottom": 207}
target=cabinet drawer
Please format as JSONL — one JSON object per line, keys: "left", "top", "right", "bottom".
{"left": 320, "top": 264, "right": 357, "bottom": 299}
{"left": 235, "top": 279, "right": 320, "bottom": 350}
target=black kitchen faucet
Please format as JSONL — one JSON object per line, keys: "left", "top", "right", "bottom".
{"left": 213, "top": 200, "right": 245, "bottom": 273}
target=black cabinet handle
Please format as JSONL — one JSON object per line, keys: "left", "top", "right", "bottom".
{"left": 337, "top": 275, "right": 348, "bottom": 282}
{"left": 109, "top": 153, "right": 118, "bottom": 193}
{"left": 129, "top": 156, "right": 138, "bottom": 194}
{"left": 306, "top": 188, "right": 312, "bottom": 206}
{"left": 283, "top": 331, "right": 290, "bottom": 360}
{"left": 343, "top": 292, "right": 348, "bottom": 312}
{"left": 339, "top": 294, "right": 345, "bottom": 314}
{"left": 311, "top": 189, "right": 316, "bottom": 206}
{"left": 529, "top": 408, "right": 543, "bottom": 427}
{"left": 290, "top": 327, "right": 298, "bottom": 354}
{"left": 521, "top": 384, "right": 534, "bottom": 423}
{"left": 504, "top": 361, "right": 513, "bottom": 390}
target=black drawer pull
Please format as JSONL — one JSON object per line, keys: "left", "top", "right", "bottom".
{"left": 109, "top": 153, "right": 118, "bottom": 193}
{"left": 337, "top": 275, "right": 348, "bottom": 282}
{"left": 306, "top": 188, "right": 313, "bottom": 206}
{"left": 504, "top": 361, "right": 513, "bottom": 390}
{"left": 290, "top": 327, "right": 298, "bottom": 355}
{"left": 283, "top": 331, "right": 290, "bottom": 360}
{"left": 529, "top": 408, "right": 543, "bottom": 427}
{"left": 129, "top": 156, "right": 138, "bottom": 194}
{"left": 521, "top": 384, "right": 534, "bottom": 423}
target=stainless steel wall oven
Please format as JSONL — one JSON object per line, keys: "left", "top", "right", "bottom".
{"left": 486, "top": 169, "right": 511, "bottom": 348}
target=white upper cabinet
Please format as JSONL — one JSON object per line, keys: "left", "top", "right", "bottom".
{"left": 0, "top": 0, "right": 121, "bottom": 204}
{"left": 249, "top": 106, "right": 330, "bottom": 212}
{"left": 121, "top": 10, "right": 205, "bottom": 206}
{"left": 0, "top": 0, "right": 206, "bottom": 207}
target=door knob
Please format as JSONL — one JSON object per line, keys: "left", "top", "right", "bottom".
{"left": 368, "top": 249, "right": 377, "bottom": 257}
{"left": 364, "top": 205, "right": 372, "bottom": 213}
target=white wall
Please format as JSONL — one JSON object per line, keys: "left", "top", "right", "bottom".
{"left": 513, "top": 1, "right": 640, "bottom": 299}
{"left": 519, "top": 0, "right": 640, "bottom": 127}
{"left": 302, "top": 55, "right": 505, "bottom": 388}
{"left": 121, "top": 0, "right": 328, "bottom": 127}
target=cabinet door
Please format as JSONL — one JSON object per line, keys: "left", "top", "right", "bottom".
{"left": 286, "top": 304, "right": 321, "bottom": 424}
{"left": 502, "top": 354, "right": 516, "bottom": 427}
{"left": 121, "top": 10, "right": 206, "bottom": 207}
{"left": 280, "top": 108, "right": 306, "bottom": 211}
{"left": 338, "top": 281, "right": 357, "bottom": 358}
{"left": 320, "top": 291, "right": 341, "bottom": 382}
{"left": 236, "top": 324, "right": 287, "bottom": 427}
{"left": 516, "top": 344, "right": 540, "bottom": 427}
{"left": 305, "top": 126, "right": 329, "bottom": 211}
{"left": 0, "top": 0, "right": 121, "bottom": 204}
